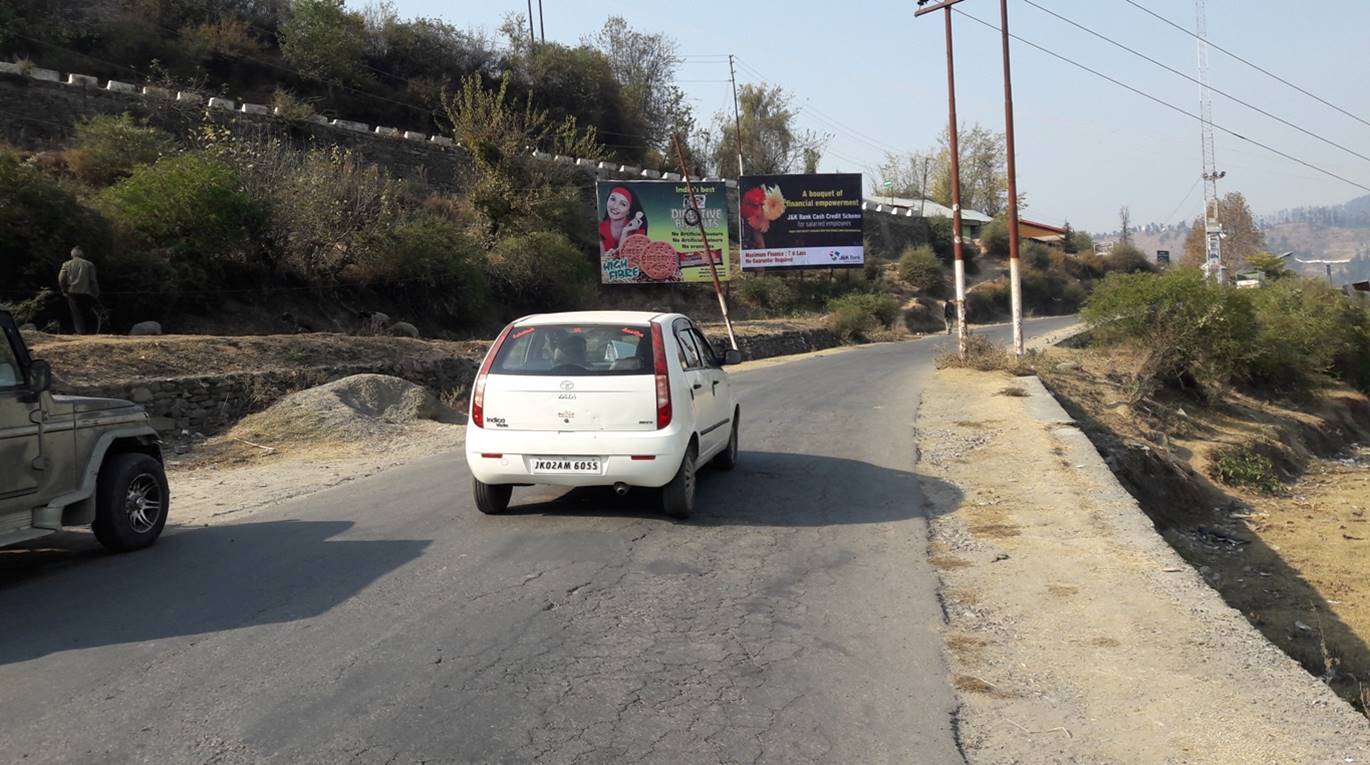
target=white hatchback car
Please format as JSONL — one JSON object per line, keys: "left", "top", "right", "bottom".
{"left": 465, "top": 311, "right": 742, "bottom": 519}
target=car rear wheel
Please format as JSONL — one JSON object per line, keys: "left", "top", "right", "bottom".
{"left": 713, "top": 410, "right": 740, "bottom": 470}
{"left": 93, "top": 453, "right": 170, "bottom": 553}
{"left": 473, "top": 478, "right": 513, "bottom": 515}
{"left": 660, "top": 445, "right": 697, "bottom": 520}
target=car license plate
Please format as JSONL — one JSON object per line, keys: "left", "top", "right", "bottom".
{"left": 530, "top": 457, "right": 601, "bottom": 475}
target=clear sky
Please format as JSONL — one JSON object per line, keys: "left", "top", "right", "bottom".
{"left": 364, "top": 0, "right": 1370, "bottom": 233}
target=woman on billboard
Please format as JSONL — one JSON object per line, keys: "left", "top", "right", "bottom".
{"left": 599, "top": 185, "right": 648, "bottom": 257}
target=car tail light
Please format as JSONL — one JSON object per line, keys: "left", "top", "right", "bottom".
{"left": 651, "top": 322, "right": 672, "bottom": 429}
{"left": 471, "top": 323, "right": 515, "bottom": 429}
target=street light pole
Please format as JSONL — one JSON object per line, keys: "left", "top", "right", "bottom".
{"left": 917, "top": 0, "right": 970, "bottom": 358}
{"left": 728, "top": 55, "right": 745, "bottom": 177}
{"left": 999, "top": 0, "right": 1024, "bottom": 356}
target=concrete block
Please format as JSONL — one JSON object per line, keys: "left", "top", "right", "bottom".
{"left": 207, "top": 96, "right": 235, "bottom": 111}
{"left": 429, "top": 135, "right": 455, "bottom": 146}
{"left": 66, "top": 73, "right": 98, "bottom": 87}
{"left": 28, "top": 67, "right": 60, "bottom": 82}
{"left": 531, "top": 149, "right": 550, "bottom": 159}
{"left": 240, "top": 103, "right": 270, "bottom": 115}
{"left": 640, "top": 168, "right": 662, "bottom": 179}
{"left": 553, "top": 155, "right": 574, "bottom": 165}
{"left": 402, "top": 130, "right": 426, "bottom": 141}
{"left": 0, "top": 62, "right": 21, "bottom": 75}
{"left": 331, "top": 119, "right": 369, "bottom": 132}
{"left": 176, "top": 91, "right": 203, "bottom": 105}
{"left": 106, "top": 80, "right": 138, "bottom": 94}
{"left": 597, "top": 161, "right": 617, "bottom": 171}
{"left": 142, "top": 85, "right": 172, "bottom": 98}
{"left": 575, "top": 157, "right": 596, "bottom": 168}
{"left": 619, "top": 165, "right": 641, "bottom": 174}
{"left": 661, "top": 172, "right": 682, "bottom": 181}
{"left": 374, "top": 126, "right": 400, "bottom": 138}
{"left": 726, "top": 179, "right": 737, "bottom": 188}
{"left": 309, "top": 114, "right": 330, "bottom": 125}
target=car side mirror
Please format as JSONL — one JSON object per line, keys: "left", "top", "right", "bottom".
{"left": 722, "top": 349, "right": 743, "bottom": 366}
{"left": 25, "top": 359, "right": 52, "bottom": 399}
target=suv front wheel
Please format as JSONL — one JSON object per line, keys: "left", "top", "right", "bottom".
{"left": 93, "top": 453, "right": 170, "bottom": 553}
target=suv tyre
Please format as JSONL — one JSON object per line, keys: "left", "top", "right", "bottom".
{"left": 93, "top": 453, "right": 170, "bottom": 553}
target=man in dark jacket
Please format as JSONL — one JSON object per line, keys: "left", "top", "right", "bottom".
{"left": 943, "top": 299, "right": 956, "bottom": 335}
{"left": 58, "top": 246, "right": 100, "bottom": 334}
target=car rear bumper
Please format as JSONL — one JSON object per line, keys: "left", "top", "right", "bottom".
{"left": 464, "top": 424, "right": 688, "bottom": 488}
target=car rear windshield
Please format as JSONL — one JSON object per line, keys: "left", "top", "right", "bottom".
{"left": 491, "top": 324, "right": 655, "bottom": 376}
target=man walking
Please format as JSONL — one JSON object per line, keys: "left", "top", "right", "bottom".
{"left": 58, "top": 246, "right": 100, "bottom": 334}
{"left": 943, "top": 299, "right": 956, "bottom": 335}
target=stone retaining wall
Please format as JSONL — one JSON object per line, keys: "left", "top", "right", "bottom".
{"left": 51, "top": 326, "right": 847, "bottom": 437}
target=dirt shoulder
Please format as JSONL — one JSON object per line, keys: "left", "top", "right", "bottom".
{"left": 918, "top": 367, "right": 1370, "bottom": 764}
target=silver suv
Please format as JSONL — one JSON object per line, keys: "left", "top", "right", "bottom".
{"left": 1, "top": 309, "right": 169, "bottom": 551}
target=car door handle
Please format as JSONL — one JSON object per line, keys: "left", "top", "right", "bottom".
{"left": 711, "top": 380, "right": 721, "bottom": 392}
{"left": 692, "top": 382, "right": 703, "bottom": 390}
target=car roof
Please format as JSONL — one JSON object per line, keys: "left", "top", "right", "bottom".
{"left": 514, "top": 310, "right": 680, "bottom": 327}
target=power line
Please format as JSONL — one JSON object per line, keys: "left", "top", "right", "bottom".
{"left": 1022, "top": 0, "right": 1370, "bottom": 166}
{"left": 1162, "top": 176, "right": 1202, "bottom": 223}
{"left": 952, "top": 8, "right": 1370, "bottom": 194}
{"left": 1120, "top": 0, "right": 1370, "bottom": 130}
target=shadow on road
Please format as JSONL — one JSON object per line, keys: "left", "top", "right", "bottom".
{"left": 0, "top": 520, "right": 429, "bottom": 666}
{"left": 506, "top": 451, "right": 961, "bottom": 528}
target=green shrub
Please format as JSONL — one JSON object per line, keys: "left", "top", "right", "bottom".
{"left": 1247, "top": 278, "right": 1364, "bottom": 390}
{"left": 0, "top": 152, "right": 113, "bottom": 306}
{"left": 1024, "top": 241, "right": 1052, "bottom": 271}
{"left": 826, "top": 292, "right": 900, "bottom": 341}
{"left": 965, "top": 282, "right": 1010, "bottom": 322}
{"left": 1082, "top": 270, "right": 1256, "bottom": 394}
{"left": 485, "top": 230, "right": 595, "bottom": 312}
{"left": 897, "top": 245, "right": 946, "bottom": 296}
{"left": 67, "top": 115, "right": 177, "bottom": 186}
{"left": 981, "top": 216, "right": 1011, "bottom": 257}
{"left": 349, "top": 213, "right": 487, "bottom": 324}
{"left": 935, "top": 334, "right": 1034, "bottom": 373}
{"left": 99, "top": 153, "right": 266, "bottom": 292}
{"left": 1243, "top": 251, "right": 1292, "bottom": 281}
{"left": 734, "top": 276, "right": 800, "bottom": 315}
{"left": 1212, "top": 445, "right": 1281, "bottom": 493}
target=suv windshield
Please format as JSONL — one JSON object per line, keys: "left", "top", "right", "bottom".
{"left": 0, "top": 319, "right": 23, "bottom": 388}
{"left": 491, "top": 323, "right": 655, "bottom": 376}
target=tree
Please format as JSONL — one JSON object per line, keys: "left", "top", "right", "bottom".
{"left": 1118, "top": 206, "right": 1132, "bottom": 245}
{"left": 712, "top": 83, "right": 824, "bottom": 176}
{"left": 876, "top": 152, "right": 933, "bottom": 198}
{"left": 588, "top": 17, "right": 692, "bottom": 152}
{"left": 280, "top": 0, "right": 368, "bottom": 87}
{"left": 926, "top": 124, "right": 1016, "bottom": 217}
{"left": 1244, "top": 251, "right": 1292, "bottom": 280}
{"left": 1182, "top": 191, "right": 1265, "bottom": 273}
{"left": 802, "top": 146, "right": 821, "bottom": 174}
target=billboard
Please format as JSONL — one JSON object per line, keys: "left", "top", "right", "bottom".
{"left": 596, "top": 180, "right": 730, "bottom": 284}
{"left": 738, "top": 173, "right": 864, "bottom": 270}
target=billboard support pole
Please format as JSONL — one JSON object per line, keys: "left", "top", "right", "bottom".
{"left": 938, "top": 4, "right": 968, "bottom": 359}
{"left": 673, "top": 133, "right": 738, "bottom": 351}
{"left": 1000, "top": 0, "right": 1025, "bottom": 356}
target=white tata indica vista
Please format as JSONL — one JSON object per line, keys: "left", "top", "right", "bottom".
{"left": 465, "top": 311, "right": 742, "bottom": 519}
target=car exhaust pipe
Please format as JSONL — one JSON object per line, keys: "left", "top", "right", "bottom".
{"left": 613, "top": 482, "right": 630, "bottom": 497}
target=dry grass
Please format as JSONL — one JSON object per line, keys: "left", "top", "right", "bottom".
{"left": 969, "top": 522, "right": 1021, "bottom": 539}
{"left": 930, "top": 554, "right": 973, "bottom": 571}
{"left": 998, "top": 386, "right": 1029, "bottom": 397}
{"left": 1047, "top": 584, "right": 1079, "bottom": 598}
{"left": 946, "top": 633, "right": 990, "bottom": 660}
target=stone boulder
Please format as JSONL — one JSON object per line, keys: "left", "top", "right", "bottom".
{"left": 129, "top": 321, "right": 163, "bottom": 336}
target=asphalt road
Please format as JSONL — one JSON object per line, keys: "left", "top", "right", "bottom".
{"left": 0, "top": 317, "right": 1076, "bottom": 765}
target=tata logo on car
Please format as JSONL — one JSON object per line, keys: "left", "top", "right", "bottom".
{"left": 560, "top": 380, "right": 575, "bottom": 391}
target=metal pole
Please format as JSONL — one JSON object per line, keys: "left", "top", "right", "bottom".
{"left": 538, "top": 0, "right": 545, "bottom": 43}
{"left": 1000, "top": 0, "right": 1024, "bottom": 356}
{"left": 728, "top": 55, "right": 745, "bottom": 177}
{"left": 526, "top": 0, "right": 535, "bottom": 46}
{"left": 944, "top": 7, "right": 968, "bottom": 359}
{"left": 920, "top": 156, "right": 930, "bottom": 217}
{"left": 674, "top": 133, "right": 738, "bottom": 350}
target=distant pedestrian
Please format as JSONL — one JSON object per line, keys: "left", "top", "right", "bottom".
{"left": 943, "top": 299, "right": 956, "bottom": 335}
{"left": 58, "top": 246, "right": 100, "bottom": 335}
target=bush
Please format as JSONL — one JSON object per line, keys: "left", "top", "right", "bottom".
{"left": 965, "top": 281, "right": 1010, "bottom": 322}
{"left": 981, "top": 216, "right": 1011, "bottom": 258}
{"left": 1024, "top": 241, "right": 1052, "bottom": 271}
{"left": 0, "top": 152, "right": 113, "bottom": 307}
{"left": 1247, "top": 278, "right": 1365, "bottom": 390}
{"left": 734, "top": 276, "right": 800, "bottom": 315}
{"left": 348, "top": 213, "right": 487, "bottom": 324}
{"left": 1212, "top": 445, "right": 1281, "bottom": 493}
{"left": 98, "top": 153, "right": 266, "bottom": 293}
{"left": 897, "top": 246, "right": 946, "bottom": 296}
{"left": 66, "top": 115, "right": 177, "bottom": 186}
{"left": 1102, "top": 243, "right": 1155, "bottom": 274}
{"left": 1082, "top": 270, "right": 1256, "bottom": 395}
{"left": 485, "top": 230, "right": 595, "bottom": 312}
{"left": 826, "top": 292, "right": 900, "bottom": 340}
{"left": 936, "top": 334, "right": 1038, "bottom": 375}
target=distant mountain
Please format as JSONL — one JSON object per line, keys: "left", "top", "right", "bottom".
{"left": 1259, "top": 194, "right": 1370, "bottom": 228}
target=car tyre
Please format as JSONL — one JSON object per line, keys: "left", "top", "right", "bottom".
{"left": 93, "top": 452, "right": 170, "bottom": 553}
{"left": 713, "top": 410, "right": 740, "bottom": 470}
{"left": 661, "top": 444, "right": 697, "bottom": 520}
{"left": 473, "top": 478, "right": 513, "bottom": 515}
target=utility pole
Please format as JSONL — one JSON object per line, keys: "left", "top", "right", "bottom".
{"left": 674, "top": 133, "right": 738, "bottom": 350}
{"left": 538, "top": 0, "right": 545, "bottom": 43}
{"left": 1196, "top": 0, "right": 1226, "bottom": 282}
{"left": 919, "top": 155, "right": 930, "bottom": 217}
{"left": 728, "top": 55, "right": 745, "bottom": 176}
{"left": 526, "top": 0, "right": 536, "bottom": 47}
{"left": 999, "top": 0, "right": 1024, "bottom": 356}
{"left": 916, "top": 0, "right": 968, "bottom": 358}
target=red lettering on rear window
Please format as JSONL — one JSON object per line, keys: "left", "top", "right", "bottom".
{"left": 621, "top": 327, "right": 644, "bottom": 338}
{"left": 511, "top": 327, "right": 536, "bottom": 339}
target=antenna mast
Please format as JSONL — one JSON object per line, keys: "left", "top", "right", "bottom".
{"left": 1197, "top": 0, "right": 1225, "bottom": 281}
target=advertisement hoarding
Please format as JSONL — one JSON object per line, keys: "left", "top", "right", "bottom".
{"left": 596, "top": 180, "right": 730, "bottom": 284}
{"left": 738, "top": 173, "right": 864, "bottom": 270}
